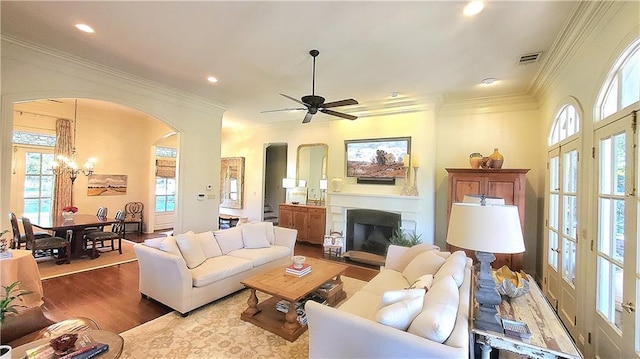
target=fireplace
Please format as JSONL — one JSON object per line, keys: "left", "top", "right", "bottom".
{"left": 346, "top": 209, "right": 401, "bottom": 257}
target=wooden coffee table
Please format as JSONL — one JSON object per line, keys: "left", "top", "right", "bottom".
{"left": 240, "top": 257, "right": 348, "bottom": 342}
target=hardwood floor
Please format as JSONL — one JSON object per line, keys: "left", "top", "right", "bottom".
{"left": 40, "top": 236, "right": 379, "bottom": 334}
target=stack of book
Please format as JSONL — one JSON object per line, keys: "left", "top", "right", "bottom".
{"left": 275, "top": 300, "right": 307, "bottom": 325}
{"left": 285, "top": 263, "right": 312, "bottom": 277}
{"left": 26, "top": 333, "right": 110, "bottom": 359}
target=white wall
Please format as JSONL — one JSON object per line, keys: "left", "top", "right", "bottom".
{"left": 1, "top": 38, "right": 225, "bottom": 234}
{"left": 222, "top": 110, "right": 438, "bottom": 242}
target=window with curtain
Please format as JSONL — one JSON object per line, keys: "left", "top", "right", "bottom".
{"left": 155, "top": 147, "right": 176, "bottom": 213}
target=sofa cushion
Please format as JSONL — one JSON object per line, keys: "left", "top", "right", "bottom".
{"left": 402, "top": 250, "right": 446, "bottom": 284}
{"left": 226, "top": 246, "right": 290, "bottom": 267}
{"left": 144, "top": 237, "right": 165, "bottom": 249}
{"left": 176, "top": 231, "right": 207, "bottom": 269}
{"left": 360, "top": 268, "right": 411, "bottom": 296}
{"left": 433, "top": 251, "right": 467, "bottom": 287}
{"left": 213, "top": 226, "right": 244, "bottom": 254}
{"left": 158, "top": 236, "right": 181, "bottom": 257}
{"left": 241, "top": 223, "right": 271, "bottom": 249}
{"left": 409, "top": 274, "right": 434, "bottom": 291}
{"left": 190, "top": 255, "right": 254, "bottom": 287}
{"left": 387, "top": 243, "right": 440, "bottom": 272}
{"left": 380, "top": 288, "right": 426, "bottom": 306}
{"left": 375, "top": 295, "right": 424, "bottom": 331}
{"left": 247, "top": 221, "right": 276, "bottom": 244}
{"left": 408, "top": 275, "right": 459, "bottom": 343}
{"left": 197, "top": 231, "right": 222, "bottom": 258}
{"left": 336, "top": 290, "right": 382, "bottom": 320}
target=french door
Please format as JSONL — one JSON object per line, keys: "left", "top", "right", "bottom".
{"left": 593, "top": 117, "right": 640, "bottom": 358}
{"left": 545, "top": 139, "right": 579, "bottom": 338}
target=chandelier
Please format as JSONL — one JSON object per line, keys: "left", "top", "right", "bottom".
{"left": 51, "top": 99, "right": 96, "bottom": 184}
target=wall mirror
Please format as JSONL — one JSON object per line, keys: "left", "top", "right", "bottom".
{"left": 296, "top": 143, "right": 328, "bottom": 205}
{"left": 220, "top": 157, "right": 244, "bottom": 209}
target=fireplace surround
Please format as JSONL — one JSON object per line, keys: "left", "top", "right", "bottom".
{"left": 346, "top": 209, "right": 401, "bottom": 257}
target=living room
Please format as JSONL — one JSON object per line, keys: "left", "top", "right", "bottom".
{"left": 1, "top": 1, "right": 639, "bottom": 358}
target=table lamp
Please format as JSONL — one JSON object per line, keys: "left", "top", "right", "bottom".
{"left": 446, "top": 202, "right": 525, "bottom": 333}
{"left": 282, "top": 178, "right": 296, "bottom": 203}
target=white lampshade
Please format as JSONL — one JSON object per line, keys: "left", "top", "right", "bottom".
{"left": 319, "top": 179, "right": 328, "bottom": 190}
{"left": 462, "top": 194, "right": 505, "bottom": 205}
{"left": 446, "top": 203, "right": 525, "bottom": 254}
{"left": 282, "top": 178, "right": 296, "bottom": 189}
{"left": 298, "top": 179, "right": 307, "bottom": 187}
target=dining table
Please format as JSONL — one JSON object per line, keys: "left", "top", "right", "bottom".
{"left": 31, "top": 214, "right": 118, "bottom": 259}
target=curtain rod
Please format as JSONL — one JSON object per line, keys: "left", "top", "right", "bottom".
{"left": 13, "top": 110, "right": 71, "bottom": 121}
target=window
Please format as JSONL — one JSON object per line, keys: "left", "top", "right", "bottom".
{"left": 549, "top": 103, "right": 580, "bottom": 145}
{"left": 23, "top": 152, "right": 55, "bottom": 223}
{"left": 597, "top": 39, "right": 640, "bottom": 121}
{"left": 155, "top": 178, "right": 175, "bottom": 212}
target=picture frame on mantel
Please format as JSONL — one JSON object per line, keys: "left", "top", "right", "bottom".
{"left": 345, "top": 137, "right": 410, "bottom": 185}
{"left": 220, "top": 157, "right": 244, "bottom": 209}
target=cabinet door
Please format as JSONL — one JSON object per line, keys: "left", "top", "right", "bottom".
{"left": 307, "top": 208, "right": 326, "bottom": 244}
{"left": 278, "top": 205, "right": 293, "bottom": 228}
{"left": 292, "top": 209, "right": 309, "bottom": 242}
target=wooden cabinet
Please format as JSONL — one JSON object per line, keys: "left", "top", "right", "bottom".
{"left": 446, "top": 168, "right": 529, "bottom": 270}
{"left": 278, "top": 204, "right": 326, "bottom": 244}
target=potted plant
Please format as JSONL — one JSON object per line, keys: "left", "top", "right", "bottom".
{"left": 0, "top": 229, "right": 11, "bottom": 259}
{"left": 1, "top": 281, "right": 32, "bottom": 359}
{"left": 389, "top": 228, "right": 423, "bottom": 247}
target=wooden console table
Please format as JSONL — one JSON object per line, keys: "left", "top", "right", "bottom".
{"left": 471, "top": 274, "right": 582, "bottom": 359}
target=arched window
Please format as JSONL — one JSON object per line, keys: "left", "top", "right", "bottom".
{"left": 549, "top": 102, "right": 581, "bottom": 146}
{"left": 596, "top": 38, "right": 640, "bottom": 121}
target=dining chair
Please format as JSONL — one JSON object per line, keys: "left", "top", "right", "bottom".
{"left": 124, "top": 202, "right": 143, "bottom": 235}
{"left": 84, "top": 209, "right": 125, "bottom": 257}
{"left": 9, "top": 212, "right": 50, "bottom": 250}
{"left": 22, "top": 217, "right": 71, "bottom": 264}
{"left": 83, "top": 207, "right": 108, "bottom": 236}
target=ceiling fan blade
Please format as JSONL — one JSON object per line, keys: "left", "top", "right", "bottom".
{"left": 321, "top": 98, "right": 358, "bottom": 108}
{"left": 260, "top": 107, "right": 306, "bottom": 113}
{"left": 321, "top": 109, "right": 357, "bottom": 121}
{"left": 302, "top": 112, "right": 314, "bottom": 123}
{"left": 280, "top": 93, "right": 308, "bottom": 107}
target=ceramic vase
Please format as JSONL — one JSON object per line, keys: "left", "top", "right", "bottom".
{"left": 489, "top": 148, "right": 504, "bottom": 169}
{"left": 469, "top": 153, "right": 483, "bottom": 169}
{"left": 61, "top": 211, "right": 75, "bottom": 220}
{"left": 331, "top": 177, "right": 343, "bottom": 192}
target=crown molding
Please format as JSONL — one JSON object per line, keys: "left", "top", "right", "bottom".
{"left": 1, "top": 35, "right": 227, "bottom": 114}
{"left": 531, "top": 1, "right": 619, "bottom": 100}
{"left": 438, "top": 93, "right": 540, "bottom": 117}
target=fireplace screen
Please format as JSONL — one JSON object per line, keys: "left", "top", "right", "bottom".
{"left": 346, "top": 209, "right": 401, "bottom": 257}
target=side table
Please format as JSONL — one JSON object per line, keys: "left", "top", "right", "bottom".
{"left": 0, "top": 250, "right": 44, "bottom": 309}
{"left": 11, "top": 330, "right": 124, "bottom": 359}
{"left": 470, "top": 273, "right": 582, "bottom": 359}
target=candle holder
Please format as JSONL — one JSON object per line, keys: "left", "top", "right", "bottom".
{"left": 408, "top": 166, "right": 419, "bottom": 196}
{"left": 400, "top": 166, "right": 412, "bottom": 196}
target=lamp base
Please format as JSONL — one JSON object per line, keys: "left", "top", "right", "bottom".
{"left": 474, "top": 251, "right": 504, "bottom": 333}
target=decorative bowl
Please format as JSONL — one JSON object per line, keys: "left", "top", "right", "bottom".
{"left": 50, "top": 333, "right": 78, "bottom": 352}
{"left": 291, "top": 255, "right": 306, "bottom": 269}
{"left": 494, "top": 265, "right": 530, "bottom": 298}
{"left": 61, "top": 211, "right": 75, "bottom": 220}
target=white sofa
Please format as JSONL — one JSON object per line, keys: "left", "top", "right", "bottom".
{"left": 305, "top": 244, "right": 472, "bottom": 359}
{"left": 133, "top": 222, "right": 297, "bottom": 316}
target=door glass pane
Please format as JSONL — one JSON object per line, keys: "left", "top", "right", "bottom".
{"left": 549, "top": 230, "right": 559, "bottom": 270}
{"left": 614, "top": 199, "right": 625, "bottom": 262}
{"left": 614, "top": 134, "right": 626, "bottom": 196}
{"left": 563, "top": 238, "right": 576, "bottom": 286}
{"left": 155, "top": 178, "right": 167, "bottom": 195}
{"left": 621, "top": 48, "right": 639, "bottom": 109}
{"left": 564, "top": 195, "right": 577, "bottom": 238}
{"left": 166, "top": 196, "right": 175, "bottom": 211}
{"left": 155, "top": 196, "right": 166, "bottom": 212}
{"left": 564, "top": 150, "right": 578, "bottom": 193}
{"left": 167, "top": 179, "right": 176, "bottom": 195}
{"left": 597, "top": 257, "right": 623, "bottom": 329}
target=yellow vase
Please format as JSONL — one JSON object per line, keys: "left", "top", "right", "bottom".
{"left": 489, "top": 148, "right": 504, "bottom": 169}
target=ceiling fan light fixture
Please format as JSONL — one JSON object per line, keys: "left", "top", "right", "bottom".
{"left": 75, "top": 23, "right": 95, "bottom": 33}
{"left": 463, "top": 1, "right": 484, "bottom": 17}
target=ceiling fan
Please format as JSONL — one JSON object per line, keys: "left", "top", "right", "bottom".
{"left": 263, "top": 49, "right": 359, "bottom": 123}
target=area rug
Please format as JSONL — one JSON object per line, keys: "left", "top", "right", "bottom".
{"left": 120, "top": 276, "right": 367, "bottom": 358}
{"left": 38, "top": 239, "right": 138, "bottom": 280}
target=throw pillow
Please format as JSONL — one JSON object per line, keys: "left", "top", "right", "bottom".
{"left": 375, "top": 295, "right": 424, "bottom": 331}
{"left": 263, "top": 221, "right": 276, "bottom": 244}
{"left": 408, "top": 275, "right": 459, "bottom": 343}
{"left": 176, "top": 231, "right": 207, "bottom": 269}
{"left": 380, "top": 288, "right": 426, "bottom": 306}
{"left": 144, "top": 237, "right": 165, "bottom": 249}
{"left": 387, "top": 243, "right": 441, "bottom": 272}
{"left": 213, "top": 226, "right": 244, "bottom": 254}
{"left": 196, "top": 231, "right": 222, "bottom": 258}
{"left": 402, "top": 250, "right": 446, "bottom": 284}
{"left": 158, "top": 236, "right": 181, "bottom": 257}
{"left": 241, "top": 223, "right": 271, "bottom": 249}
{"left": 409, "top": 274, "right": 434, "bottom": 291}
{"left": 433, "top": 251, "right": 467, "bottom": 287}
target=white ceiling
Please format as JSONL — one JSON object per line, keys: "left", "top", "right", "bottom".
{"left": 1, "top": 1, "right": 579, "bottom": 127}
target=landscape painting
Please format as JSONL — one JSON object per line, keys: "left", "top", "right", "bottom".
{"left": 87, "top": 174, "right": 128, "bottom": 196}
{"left": 345, "top": 137, "right": 411, "bottom": 179}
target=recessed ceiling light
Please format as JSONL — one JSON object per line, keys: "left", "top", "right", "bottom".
{"left": 75, "top": 24, "right": 95, "bottom": 33}
{"left": 390, "top": 92, "right": 399, "bottom": 98}
{"left": 463, "top": 1, "right": 484, "bottom": 16}
{"left": 481, "top": 78, "right": 497, "bottom": 85}
{"left": 207, "top": 76, "right": 218, "bottom": 83}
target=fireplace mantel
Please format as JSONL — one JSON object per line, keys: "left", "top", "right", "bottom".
{"left": 327, "top": 192, "right": 420, "bottom": 237}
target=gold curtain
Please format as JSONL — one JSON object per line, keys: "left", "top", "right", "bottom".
{"left": 52, "top": 119, "right": 73, "bottom": 214}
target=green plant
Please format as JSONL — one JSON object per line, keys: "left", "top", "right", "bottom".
{"left": 1, "top": 281, "right": 33, "bottom": 324}
{"left": 389, "top": 228, "right": 422, "bottom": 247}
